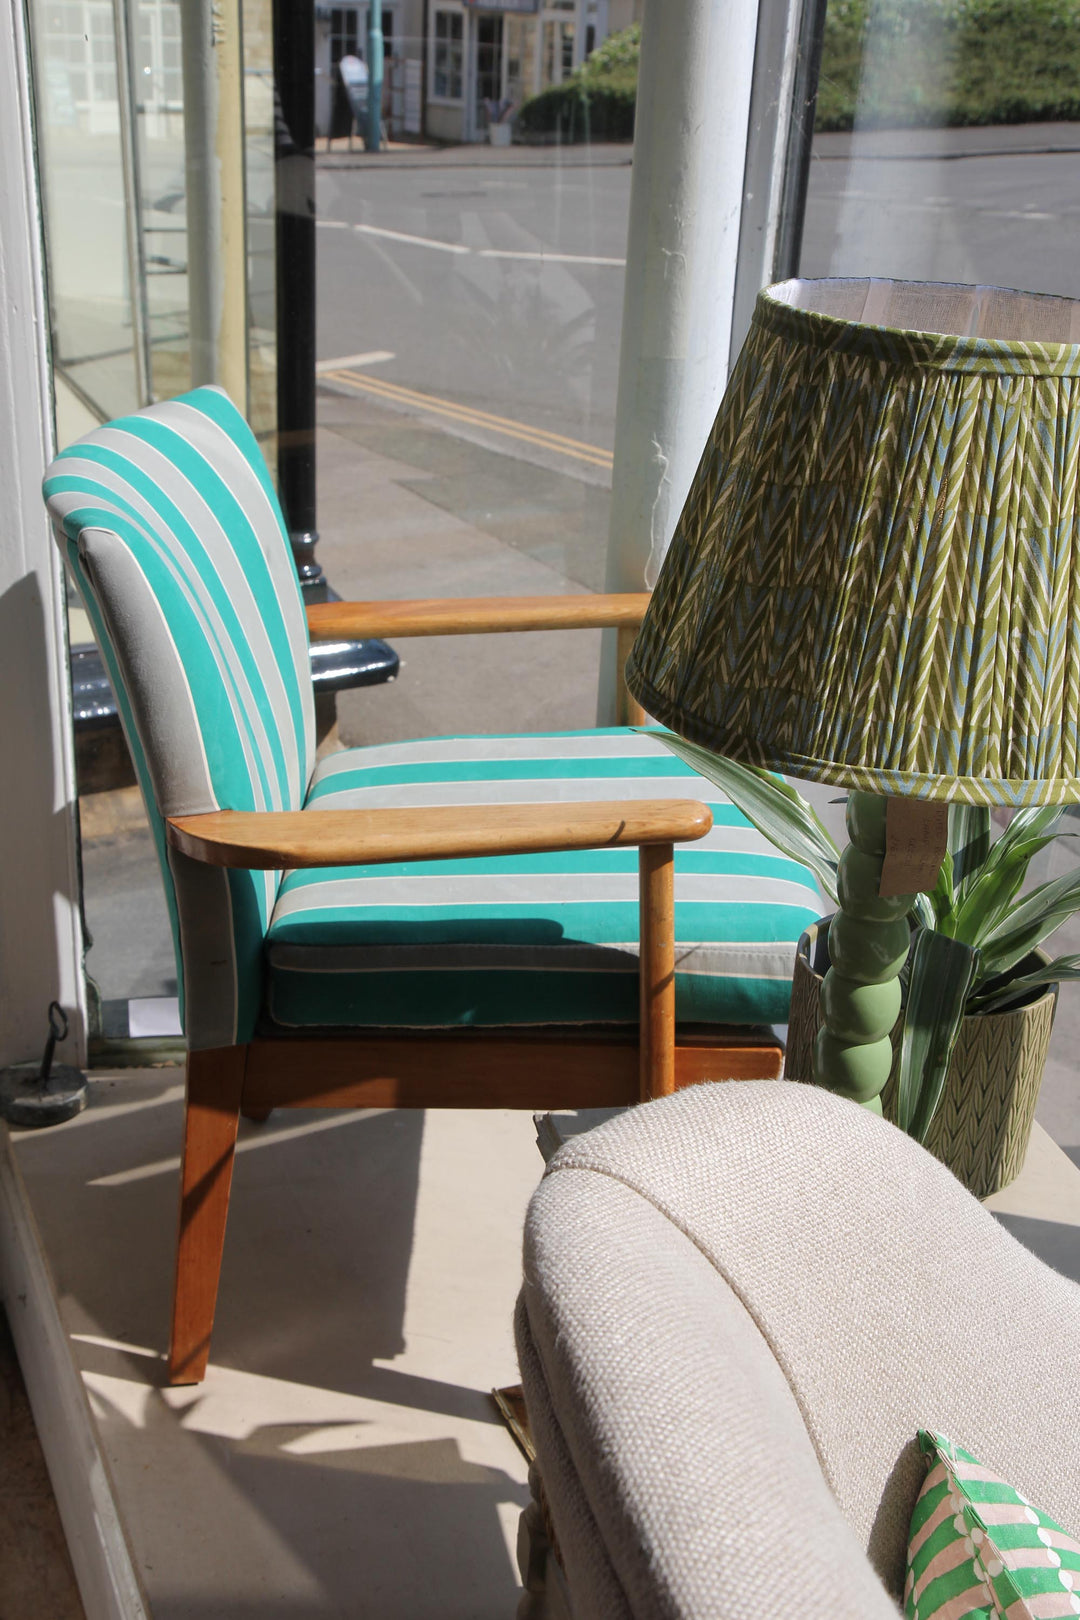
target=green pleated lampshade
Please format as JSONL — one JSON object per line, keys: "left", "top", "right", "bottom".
{"left": 627, "top": 277, "right": 1080, "bottom": 808}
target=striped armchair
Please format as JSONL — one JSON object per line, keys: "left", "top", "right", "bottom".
{"left": 44, "top": 386, "right": 822, "bottom": 1384}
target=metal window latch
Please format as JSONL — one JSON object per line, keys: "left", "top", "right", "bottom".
{"left": 0, "top": 1002, "right": 88, "bottom": 1128}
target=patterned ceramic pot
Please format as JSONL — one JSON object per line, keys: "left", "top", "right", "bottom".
{"left": 786, "top": 917, "right": 1058, "bottom": 1199}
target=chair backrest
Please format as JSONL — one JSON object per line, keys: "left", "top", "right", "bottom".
{"left": 44, "top": 387, "right": 315, "bottom": 1050}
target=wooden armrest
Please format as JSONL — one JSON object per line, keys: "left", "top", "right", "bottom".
{"left": 306, "top": 593, "right": 651, "bottom": 642}
{"left": 166, "top": 799, "right": 711, "bottom": 870}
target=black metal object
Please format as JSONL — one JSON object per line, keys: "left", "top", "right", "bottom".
{"left": 70, "top": 640, "right": 399, "bottom": 733}
{"left": 70, "top": 636, "right": 400, "bottom": 791}
{"left": 273, "top": 0, "right": 323, "bottom": 596}
{"left": 0, "top": 1002, "right": 88, "bottom": 1128}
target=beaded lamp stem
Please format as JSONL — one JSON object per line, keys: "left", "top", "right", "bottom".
{"left": 812, "top": 792, "right": 913, "bottom": 1112}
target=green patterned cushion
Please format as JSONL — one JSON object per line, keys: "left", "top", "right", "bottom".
{"left": 906, "top": 1431, "right": 1080, "bottom": 1620}
{"left": 265, "top": 728, "right": 823, "bottom": 1029}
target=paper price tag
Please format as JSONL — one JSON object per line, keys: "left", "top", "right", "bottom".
{"left": 880, "top": 798, "right": 949, "bottom": 896}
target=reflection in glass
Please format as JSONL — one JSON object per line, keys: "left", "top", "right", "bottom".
{"left": 31, "top": 0, "right": 141, "bottom": 422}
{"left": 132, "top": 0, "right": 189, "bottom": 401}
{"left": 243, "top": 0, "right": 278, "bottom": 454}
{"left": 801, "top": 0, "right": 1080, "bottom": 301}
{"left": 316, "top": 41, "right": 627, "bottom": 593}
{"left": 30, "top": 0, "right": 279, "bottom": 1039}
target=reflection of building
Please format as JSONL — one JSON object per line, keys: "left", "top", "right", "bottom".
{"left": 314, "top": 0, "right": 641, "bottom": 144}
{"left": 315, "top": 3, "right": 425, "bottom": 138}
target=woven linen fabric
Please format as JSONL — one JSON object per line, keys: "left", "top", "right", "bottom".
{"left": 265, "top": 728, "right": 822, "bottom": 1028}
{"left": 521, "top": 1082, "right": 1080, "bottom": 1608}
{"left": 906, "top": 1432, "right": 1080, "bottom": 1620}
{"left": 43, "top": 387, "right": 314, "bottom": 1050}
{"left": 628, "top": 277, "right": 1080, "bottom": 807}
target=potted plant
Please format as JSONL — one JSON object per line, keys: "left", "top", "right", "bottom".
{"left": 657, "top": 733, "right": 1080, "bottom": 1196}
{"left": 485, "top": 97, "right": 514, "bottom": 146}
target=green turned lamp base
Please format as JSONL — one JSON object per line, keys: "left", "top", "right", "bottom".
{"left": 812, "top": 791, "right": 916, "bottom": 1111}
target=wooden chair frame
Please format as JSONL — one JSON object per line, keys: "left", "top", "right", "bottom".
{"left": 163, "top": 593, "right": 783, "bottom": 1383}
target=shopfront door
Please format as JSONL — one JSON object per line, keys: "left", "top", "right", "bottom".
{"left": 475, "top": 12, "right": 504, "bottom": 128}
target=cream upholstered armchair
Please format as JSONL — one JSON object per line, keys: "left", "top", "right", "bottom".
{"left": 516, "top": 1082, "right": 1080, "bottom": 1619}
{"left": 44, "top": 386, "right": 822, "bottom": 1384}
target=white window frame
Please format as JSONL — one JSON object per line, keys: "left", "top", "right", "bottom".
{"left": 0, "top": 0, "right": 85, "bottom": 1067}
{"left": 429, "top": 4, "right": 465, "bottom": 103}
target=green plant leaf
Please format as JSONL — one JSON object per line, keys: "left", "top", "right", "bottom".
{"left": 977, "top": 860, "right": 1080, "bottom": 980}
{"left": 949, "top": 832, "right": 1061, "bottom": 948}
{"left": 967, "top": 953, "right": 1078, "bottom": 1015}
{"left": 929, "top": 849, "right": 956, "bottom": 929}
{"left": 982, "top": 806, "right": 1064, "bottom": 872}
{"left": 897, "top": 927, "right": 979, "bottom": 1142}
{"left": 911, "top": 890, "right": 937, "bottom": 930}
{"left": 647, "top": 731, "right": 841, "bottom": 904}
{"left": 949, "top": 804, "right": 991, "bottom": 892}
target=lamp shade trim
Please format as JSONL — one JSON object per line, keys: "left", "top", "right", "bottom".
{"left": 628, "top": 278, "right": 1080, "bottom": 809}
{"left": 760, "top": 279, "right": 1080, "bottom": 376}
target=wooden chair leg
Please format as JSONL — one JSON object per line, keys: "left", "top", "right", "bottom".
{"left": 241, "top": 1107, "right": 272, "bottom": 1123}
{"left": 639, "top": 842, "right": 676, "bottom": 1101}
{"left": 169, "top": 1044, "right": 247, "bottom": 1385}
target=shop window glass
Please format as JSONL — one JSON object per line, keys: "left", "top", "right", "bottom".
{"left": 433, "top": 9, "right": 463, "bottom": 99}
{"left": 800, "top": 0, "right": 1080, "bottom": 302}
{"left": 29, "top": 0, "right": 278, "bottom": 1042}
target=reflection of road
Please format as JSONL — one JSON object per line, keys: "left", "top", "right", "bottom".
{"left": 317, "top": 128, "right": 1080, "bottom": 488}
{"left": 316, "top": 154, "right": 631, "bottom": 460}
{"left": 322, "top": 365, "right": 614, "bottom": 472}
{"left": 801, "top": 122, "right": 1080, "bottom": 295}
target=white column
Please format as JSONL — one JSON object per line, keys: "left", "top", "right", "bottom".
{"left": 599, "top": 0, "right": 761, "bottom": 715}
{"left": 0, "top": 0, "right": 86, "bottom": 1065}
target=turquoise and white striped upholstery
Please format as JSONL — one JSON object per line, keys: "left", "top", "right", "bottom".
{"left": 44, "top": 388, "right": 314, "bottom": 1049}
{"left": 268, "top": 730, "right": 822, "bottom": 1028}
{"left": 45, "top": 385, "right": 822, "bottom": 1049}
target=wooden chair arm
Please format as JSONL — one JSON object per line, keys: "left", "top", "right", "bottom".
{"left": 166, "top": 799, "right": 712, "bottom": 870}
{"left": 305, "top": 593, "right": 651, "bottom": 642}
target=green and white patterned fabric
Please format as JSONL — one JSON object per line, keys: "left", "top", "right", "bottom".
{"left": 44, "top": 387, "right": 314, "bottom": 1050}
{"left": 629, "top": 278, "right": 1080, "bottom": 808}
{"left": 267, "top": 729, "right": 822, "bottom": 1028}
{"left": 906, "top": 1431, "right": 1080, "bottom": 1619}
{"left": 44, "top": 387, "right": 821, "bottom": 1046}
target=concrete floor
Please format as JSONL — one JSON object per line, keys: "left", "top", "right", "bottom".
{"left": 7, "top": 1080, "right": 1080, "bottom": 1620}
{"left": 12, "top": 1076, "right": 543, "bottom": 1619}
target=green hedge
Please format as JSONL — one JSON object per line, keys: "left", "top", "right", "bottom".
{"left": 515, "top": 23, "right": 638, "bottom": 141}
{"left": 515, "top": 80, "right": 636, "bottom": 141}
{"left": 517, "top": 5, "right": 1080, "bottom": 142}
{"left": 817, "top": 0, "right": 1080, "bottom": 130}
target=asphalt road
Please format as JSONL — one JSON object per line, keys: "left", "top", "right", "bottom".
{"left": 316, "top": 150, "right": 632, "bottom": 461}
{"left": 315, "top": 122, "right": 1080, "bottom": 483}
{"left": 801, "top": 123, "right": 1080, "bottom": 295}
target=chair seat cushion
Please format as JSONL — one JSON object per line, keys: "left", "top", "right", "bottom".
{"left": 264, "top": 728, "right": 823, "bottom": 1029}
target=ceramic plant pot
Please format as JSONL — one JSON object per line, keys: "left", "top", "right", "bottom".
{"left": 787, "top": 918, "right": 1058, "bottom": 1199}
{"left": 488, "top": 120, "right": 512, "bottom": 146}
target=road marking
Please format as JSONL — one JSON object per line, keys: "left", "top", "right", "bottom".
{"left": 322, "top": 366, "right": 614, "bottom": 470}
{"left": 477, "top": 248, "right": 626, "bottom": 267}
{"left": 317, "top": 215, "right": 625, "bottom": 265}
{"left": 355, "top": 221, "right": 470, "bottom": 253}
{"left": 821, "top": 189, "right": 1059, "bottom": 223}
{"left": 316, "top": 349, "right": 395, "bottom": 372}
